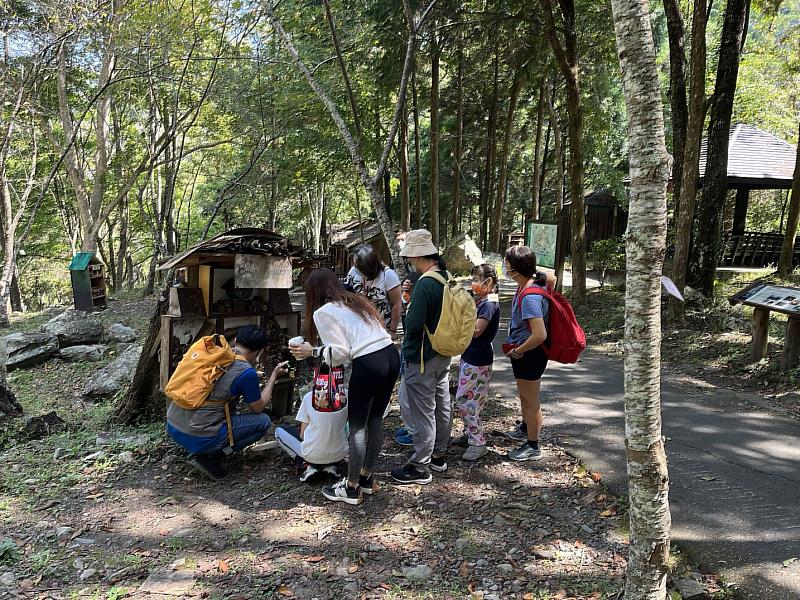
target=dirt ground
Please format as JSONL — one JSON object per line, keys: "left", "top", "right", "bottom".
{"left": 0, "top": 294, "right": 733, "bottom": 600}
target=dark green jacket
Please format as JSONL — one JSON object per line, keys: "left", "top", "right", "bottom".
{"left": 402, "top": 271, "right": 447, "bottom": 363}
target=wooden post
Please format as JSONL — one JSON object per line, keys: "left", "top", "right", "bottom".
{"left": 781, "top": 317, "right": 800, "bottom": 371}
{"left": 748, "top": 307, "right": 770, "bottom": 363}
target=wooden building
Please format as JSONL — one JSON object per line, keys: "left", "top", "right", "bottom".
{"left": 556, "top": 189, "right": 628, "bottom": 257}
{"left": 157, "top": 228, "right": 306, "bottom": 417}
{"left": 698, "top": 124, "right": 799, "bottom": 268}
{"left": 328, "top": 219, "right": 396, "bottom": 277}
{"left": 69, "top": 252, "right": 107, "bottom": 312}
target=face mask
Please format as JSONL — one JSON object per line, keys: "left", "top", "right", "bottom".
{"left": 471, "top": 279, "right": 490, "bottom": 296}
{"left": 408, "top": 260, "right": 418, "bottom": 273}
{"left": 502, "top": 264, "right": 512, "bottom": 279}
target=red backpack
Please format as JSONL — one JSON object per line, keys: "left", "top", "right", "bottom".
{"left": 517, "top": 286, "right": 586, "bottom": 364}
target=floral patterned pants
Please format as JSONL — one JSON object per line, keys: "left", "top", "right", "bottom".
{"left": 455, "top": 360, "right": 493, "bottom": 447}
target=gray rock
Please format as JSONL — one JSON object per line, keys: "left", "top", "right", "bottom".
{"left": 0, "top": 332, "right": 58, "bottom": 371}
{"left": 402, "top": 565, "right": 433, "bottom": 580}
{"left": 675, "top": 578, "right": 707, "bottom": 599}
{"left": 581, "top": 524, "right": 595, "bottom": 534}
{"left": 0, "top": 571, "right": 16, "bottom": 586}
{"left": 53, "top": 448, "right": 74, "bottom": 460}
{"left": 59, "top": 345, "right": 106, "bottom": 362}
{"left": 118, "top": 451, "right": 135, "bottom": 464}
{"left": 79, "top": 568, "right": 98, "bottom": 582}
{"left": 41, "top": 310, "right": 103, "bottom": 347}
{"left": 441, "top": 234, "right": 483, "bottom": 275}
{"left": 455, "top": 538, "right": 470, "bottom": 551}
{"left": 343, "top": 582, "right": 359, "bottom": 594}
{"left": 683, "top": 286, "right": 706, "bottom": 304}
{"left": 497, "top": 563, "right": 513, "bottom": 574}
{"left": 83, "top": 451, "right": 106, "bottom": 462}
{"left": 73, "top": 538, "right": 96, "bottom": 546}
{"left": 476, "top": 559, "right": 488, "bottom": 568}
{"left": 139, "top": 566, "right": 196, "bottom": 596}
{"left": 95, "top": 432, "right": 149, "bottom": 448}
{"left": 23, "top": 412, "right": 66, "bottom": 440}
{"left": 55, "top": 526, "right": 74, "bottom": 541}
{"left": 108, "top": 324, "right": 136, "bottom": 343}
{"left": 82, "top": 344, "right": 142, "bottom": 401}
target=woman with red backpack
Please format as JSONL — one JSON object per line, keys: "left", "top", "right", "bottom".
{"left": 502, "top": 246, "right": 557, "bottom": 462}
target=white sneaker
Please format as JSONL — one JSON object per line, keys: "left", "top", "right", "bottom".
{"left": 462, "top": 445, "right": 489, "bottom": 461}
{"left": 300, "top": 464, "right": 320, "bottom": 482}
{"left": 321, "top": 478, "right": 363, "bottom": 505}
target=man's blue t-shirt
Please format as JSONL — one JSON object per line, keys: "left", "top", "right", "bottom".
{"left": 166, "top": 367, "right": 261, "bottom": 454}
{"left": 461, "top": 299, "right": 500, "bottom": 367}
{"left": 506, "top": 286, "right": 550, "bottom": 345}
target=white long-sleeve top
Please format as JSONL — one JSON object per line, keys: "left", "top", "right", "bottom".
{"left": 313, "top": 302, "right": 393, "bottom": 366}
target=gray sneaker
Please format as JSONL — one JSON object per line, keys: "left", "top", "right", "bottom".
{"left": 506, "top": 424, "right": 528, "bottom": 441}
{"left": 462, "top": 445, "right": 489, "bottom": 461}
{"left": 507, "top": 442, "right": 543, "bottom": 462}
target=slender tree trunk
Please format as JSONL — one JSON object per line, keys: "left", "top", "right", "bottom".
{"left": 550, "top": 97, "right": 566, "bottom": 291}
{"left": 541, "top": 0, "right": 587, "bottom": 306}
{"left": 663, "top": 0, "right": 688, "bottom": 224}
{"left": 491, "top": 69, "right": 525, "bottom": 252}
{"left": 531, "top": 84, "right": 547, "bottom": 222}
{"left": 690, "top": 0, "right": 750, "bottom": 296}
{"left": 9, "top": 268, "right": 24, "bottom": 313}
{"left": 667, "top": 0, "right": 708, "bottom": 321}
{"left": 399, "top": 101, "right": 411, "bottom": 231}
{"left": 452, "top": 38, "right": 464, "bottom": 238}
{"left": 412, "top": 68, "right": 423, "bottom": 228}
{"left": 609, "top": 0, "right": 672, "bottom": 596}
{"left": 482, "top": 51, "right": 500, "bottom": 250}
{"left": 429, "top": 21, "right": 440, "bottom": 245}
{"left": 778, "top": 125, "right": 800, "bottom": 277}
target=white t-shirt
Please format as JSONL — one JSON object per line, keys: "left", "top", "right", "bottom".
{"left": 296, "top": 392, "right": 348, "bottom": 465}
{"left": 346, "top": 266, "right": 401, "bottom": 329}
{"left": 313, "top": 302, "right": 393, "bottom": 366}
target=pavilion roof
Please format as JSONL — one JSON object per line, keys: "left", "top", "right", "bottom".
{"left": 698, "top": 124, "right": 797, "bottom": 190}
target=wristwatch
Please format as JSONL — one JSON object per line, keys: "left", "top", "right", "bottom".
{"left": 312, "top": 346, "right": 323, "bottom": 359}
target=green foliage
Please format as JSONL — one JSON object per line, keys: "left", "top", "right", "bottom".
{"left": 0, "top": 538, "right": 19, "bottom": 564}
{"left": 587, "top": 238, "right": 625, "bottom": 287}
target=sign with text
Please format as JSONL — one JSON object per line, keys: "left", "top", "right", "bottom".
{"left": 526, "top": 222, "right": 558, "bottom": 269}
{"left": 730, "top": 282, "right": 800, "bottom": 316}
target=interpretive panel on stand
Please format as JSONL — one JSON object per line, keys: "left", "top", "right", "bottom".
{"left": 730, "top": 282, "right": 800, "bottom": 317}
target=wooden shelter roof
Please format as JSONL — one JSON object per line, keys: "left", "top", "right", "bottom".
{"left": 329, "top": 219, "right": 383, "bottom": 248}
{"left": 698, "top": 124, "right": 797, "bottom": 190}
{"left": 158, "top": 228, "right": 300, "bottom": 270}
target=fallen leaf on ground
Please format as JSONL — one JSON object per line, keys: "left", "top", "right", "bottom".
{"left": 218, "top": 559, "right": 229, "bottom": 574}
{"left": 600, "top": 509, "right": 615, "bottom": 517}
{"left": 459, "top": 561, "right": 469, "bottom": 577}
{"left": 783, "top": 557, "right": 798, "bottom": 567}
{"left": 348, "top": 565, "right": 358, "bottom": 574}
{"left": 277, "top": 586, "right": 294, "bottom": 597}
{"left": 317, "top": 526, "right": 332, "bottom": 541}
{"left": 305, "top": 555, "right": 326, "bottom": 563}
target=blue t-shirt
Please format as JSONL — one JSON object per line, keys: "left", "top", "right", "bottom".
{"left": 506, "top": 286, "right": 550, "bottom": 345}
{"left": 166, "top": 367, "right": 261, "bottom": 453}
{"left": 462, "top": 299, "right": 500, "bottom": 367}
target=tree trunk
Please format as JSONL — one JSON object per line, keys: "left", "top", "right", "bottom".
{"left": 531, "top": 84, "right": 547, "bottom": 222}
{"left": 482, "top": 51, "right": 500, "bottom": 251}
{"left": 663, "top": 0, "right": 688, "bottom": 223}
{"left": 111, "top": 283, "right": 170, "bottom": 424}
{"left": 491, "top": 69, "right": 526, "bottom": 252}
{"left": 541, "top": 0, "right": 587, "bottom": 305}
{"left": 690, "top": 0, "right": 750, "bottom": 296}
{"left": 399, "top": 100, "right": 411, "bottom": 231}
{"left": 550, "top": 96, "right": 566, "bottom": 291}
{"left": 452, "top": 38, "right": 464, "bottom": 238}
{"left": 667, "top": 0, "right": 708, "bottom": 321}
{"left": 778, "top": 125, "right": 800, "bottom": 277}
{"left": 429, "top": 21, "right": 440, "bottom": 246}
{"left": 609, "top": 0, "right": 672, "bottom": 596}
{"left": 10, "top": 267, "right": 24, "bottom": 313}
{"left": 412, "top": 68, "right": 423, "bottom": 228}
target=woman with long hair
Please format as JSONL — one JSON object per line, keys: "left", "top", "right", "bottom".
{"left": 289, "top": 268, "right": 400, "bottom": 505}
{"left": 345, "top": 244, "right": 402, "bottom": 336}
{"left": 502, "top": 246, "right": 556, "bottom": 462}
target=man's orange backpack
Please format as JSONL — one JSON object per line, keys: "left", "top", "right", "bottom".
{"left": 165, "top": 335, "right": 247, "bottom": 447}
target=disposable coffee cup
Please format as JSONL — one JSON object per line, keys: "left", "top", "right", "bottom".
{"left": 288, "top": 336, "right": 304, "bottom": 348}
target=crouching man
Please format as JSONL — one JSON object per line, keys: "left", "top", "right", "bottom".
{"left": 166, "top": 325, "right": 288, "bottom": 480}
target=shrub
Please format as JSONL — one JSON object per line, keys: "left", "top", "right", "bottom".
{"left": 587, "top": 238, "right": 625, "bottom": 288}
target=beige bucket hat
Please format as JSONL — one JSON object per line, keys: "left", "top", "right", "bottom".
{"left": 399, "top": 229, "right": 438, "bottom": 258}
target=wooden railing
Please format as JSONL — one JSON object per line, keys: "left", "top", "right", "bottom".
{"left": 721, "top": 231, "right": 800, "bottom": 267}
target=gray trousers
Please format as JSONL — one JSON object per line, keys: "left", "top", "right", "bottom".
{"left": 400, "top": 355, "right": 452, "bottom": 472}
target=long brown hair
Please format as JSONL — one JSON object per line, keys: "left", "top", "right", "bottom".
{"left": 303, "top": 268, "right": 384, "bottom": 343}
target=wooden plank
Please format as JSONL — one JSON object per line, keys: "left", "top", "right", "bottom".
{"left": 748, "top": 307, "right": 770, "bottom": 363}
{"left": 167, "top": 287, "right": 206, "bottom": 317}
{"left": 781, "top": 318, "right": 800, "bottom": 371}
{"left": 234, "top": 254, "right": 293, "bottom": 289}
{"left": 159, "top": 315, "right": 172, "bottom": 392}
{"left": 199, "top": 265, "right": 212, "bottom": 314}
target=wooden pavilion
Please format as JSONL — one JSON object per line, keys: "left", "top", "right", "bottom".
{"left": 699, "top": 124, "right": 798, "bottom": 267}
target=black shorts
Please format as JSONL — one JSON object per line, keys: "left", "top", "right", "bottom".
{"left": 510, "top": 346, "right": 549, "bottom": 381}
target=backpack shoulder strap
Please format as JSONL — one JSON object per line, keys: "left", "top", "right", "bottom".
{"left": 420, "top": 270, "right": 448, "bottom": 286}
{"left": 519, "top": 286, "right": 552, "bottom": 300}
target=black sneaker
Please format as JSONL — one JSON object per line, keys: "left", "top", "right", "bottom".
{"left": 391, "top": 464, "right": 432, "bottom": 485}
{"left": 430, "top": 455, "right": 448, "bottom": 473}
{"left": 507, "top": 442, "right": 543, "bottom": 462}
{"left": 359, "top": 474, "right": 376, "bottom": 495}
{"left": 188, "top": 454, "right": 228, "bottom": 480}
{"left": 506, "top": 421, "right": 528, "bottom": 441}
{"left": 322, "top": 478, "right": 363, "bottom": 505}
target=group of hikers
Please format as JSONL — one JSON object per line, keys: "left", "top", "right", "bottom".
{"left": 166, "top": 228, "right": 567, "bottom": 507}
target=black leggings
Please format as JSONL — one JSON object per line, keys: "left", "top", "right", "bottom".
{"left": 347, "top": 344, "right": 401, "bottom": 483}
